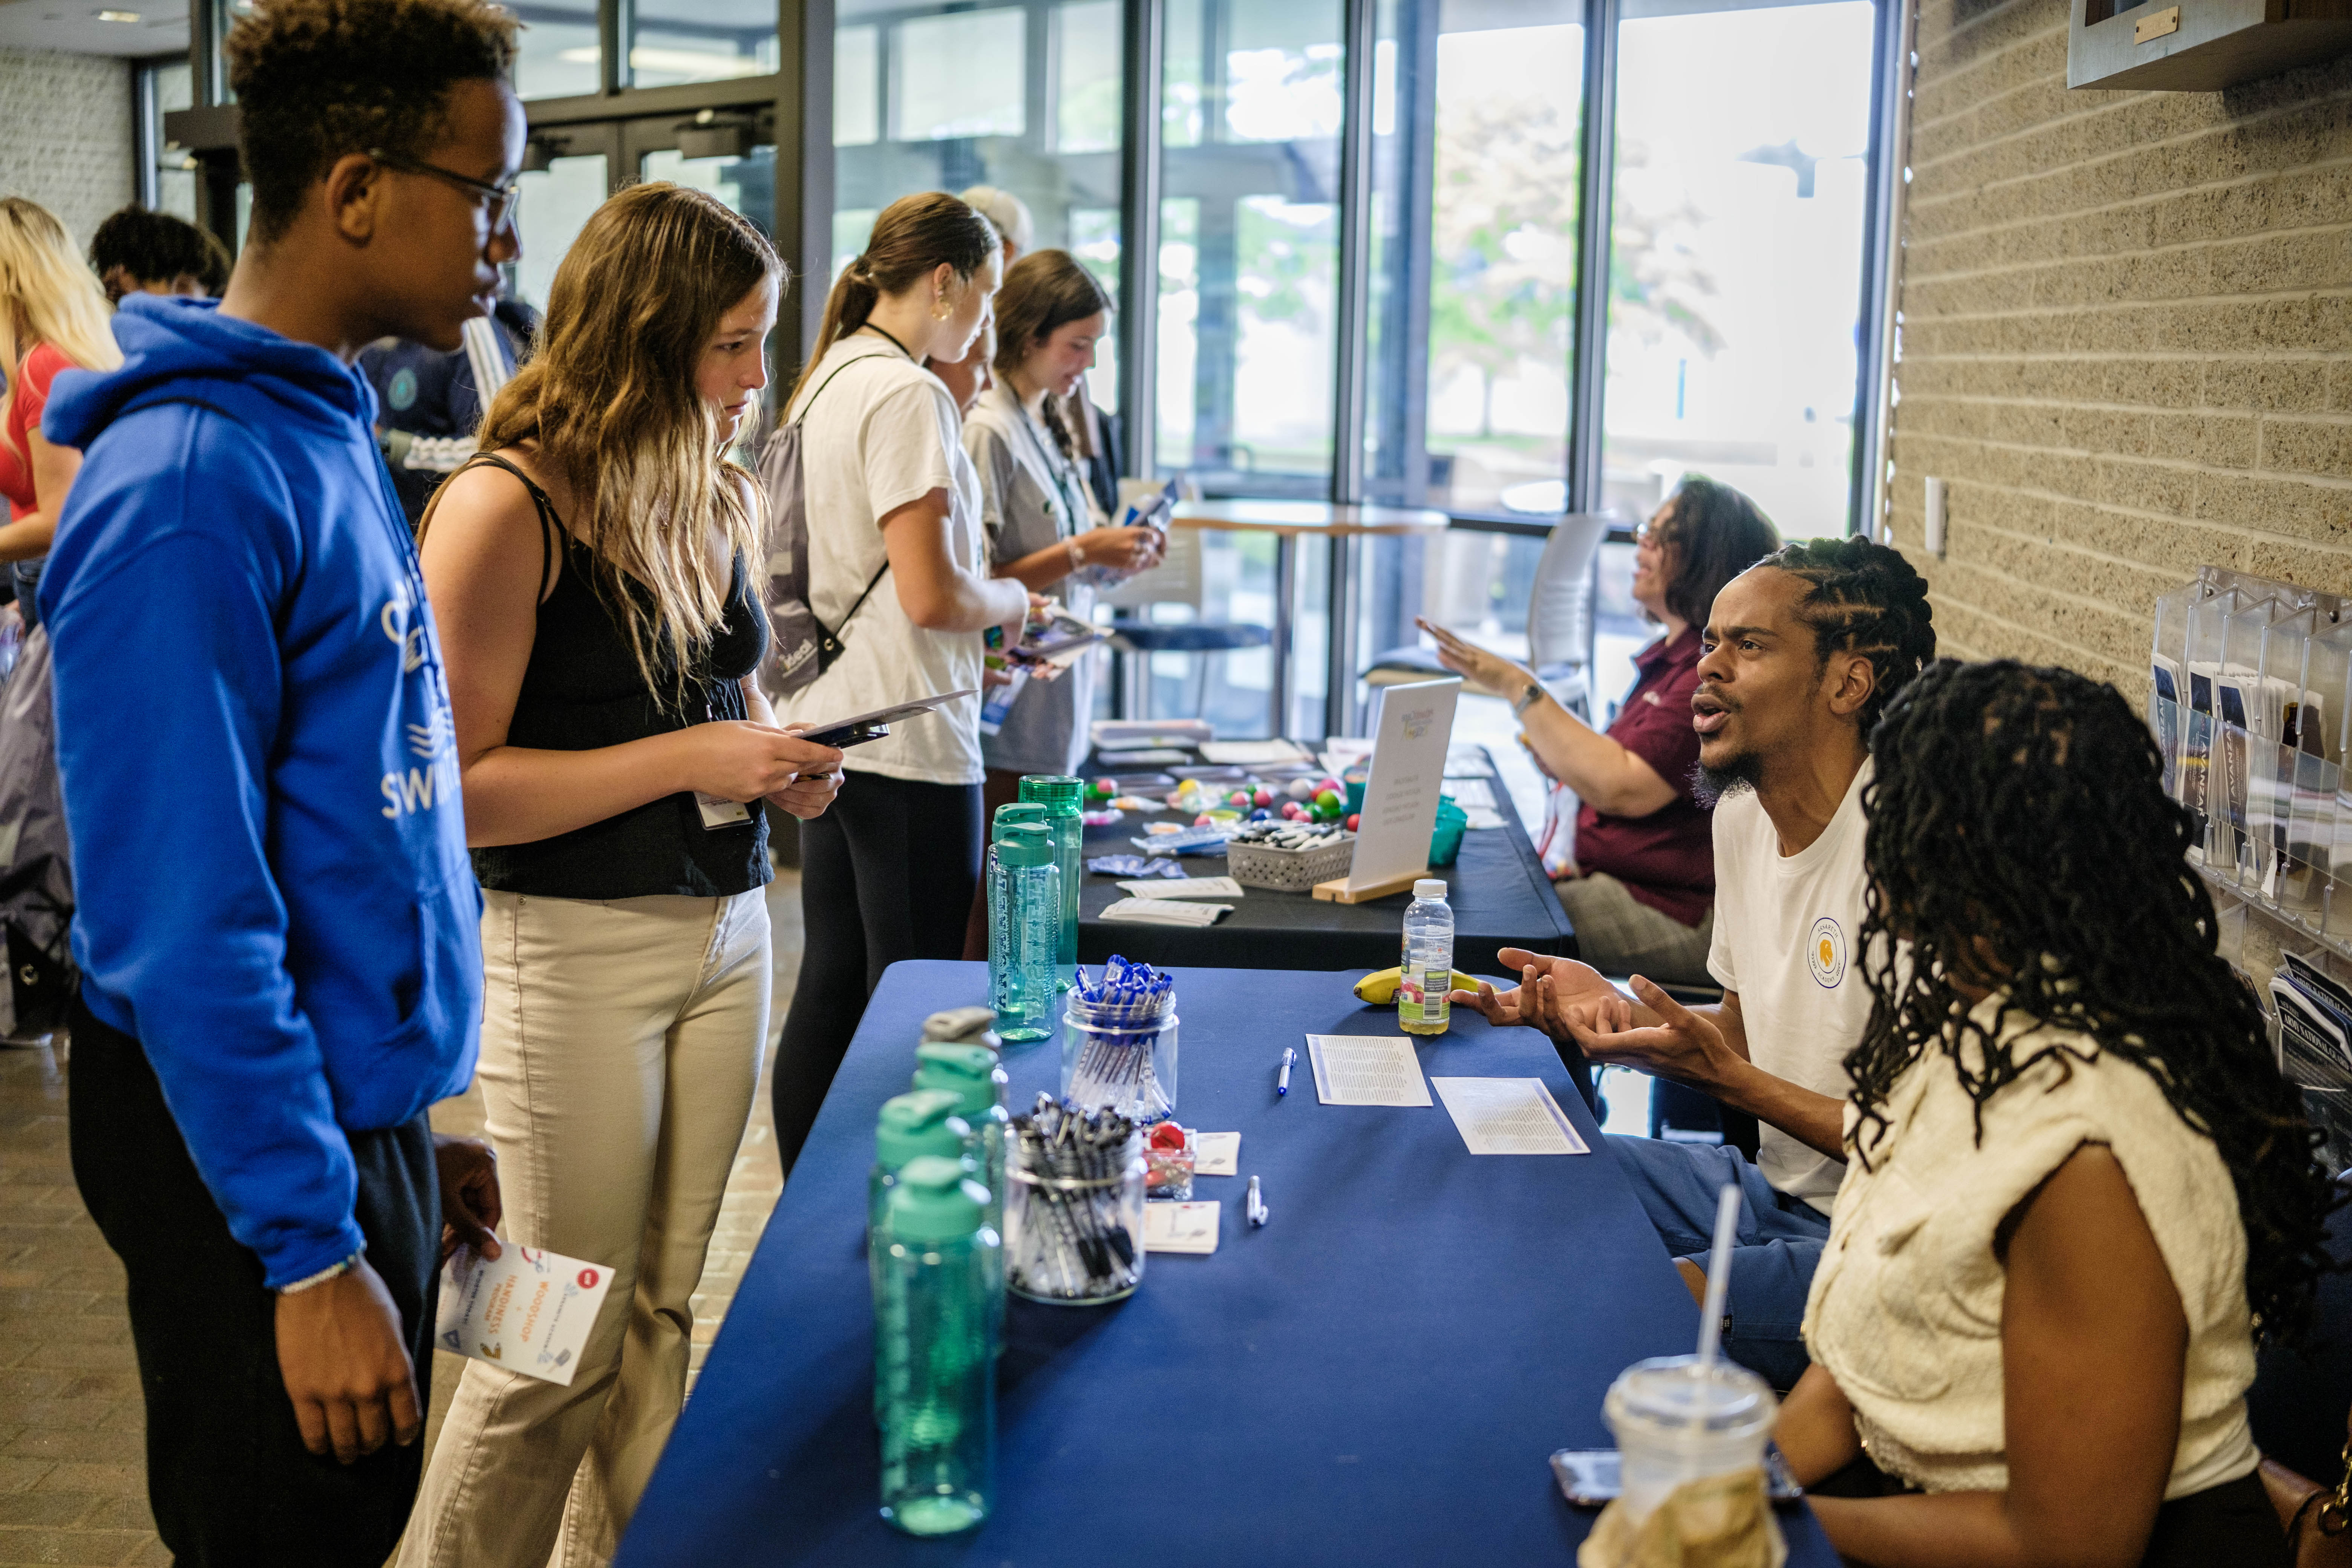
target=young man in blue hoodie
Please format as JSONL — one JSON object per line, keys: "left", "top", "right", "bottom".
{"left": 41, "top": 0, "right": 524, "bottom": 1560}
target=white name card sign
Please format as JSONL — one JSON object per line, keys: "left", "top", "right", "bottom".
{"left": 1315, "top": 675, "right": 1461, "bottom": 905}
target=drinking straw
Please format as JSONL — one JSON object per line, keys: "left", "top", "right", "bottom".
{"left": 1695, "top": 1184, "right": 1741, "bottom": 1367}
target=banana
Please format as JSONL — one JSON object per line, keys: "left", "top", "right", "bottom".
{"left": 1353, "top": 966, "right": 1482, "bottom": 1006}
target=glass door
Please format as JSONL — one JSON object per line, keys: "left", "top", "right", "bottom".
{"left": 511, "top": 124, "right": 620, "bottom": 315}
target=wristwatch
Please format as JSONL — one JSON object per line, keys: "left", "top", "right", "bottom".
{"left": 1511, "top": 680, "right": 1545, "bottom": 718}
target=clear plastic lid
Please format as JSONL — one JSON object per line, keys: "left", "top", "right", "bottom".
{"left": 1603, "top": 1355, "right": 1778, "bottom": 1440}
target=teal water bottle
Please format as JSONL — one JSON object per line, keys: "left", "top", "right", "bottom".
{"left": 1017, "top": 775, "right": 1084, "bottom": 991}
{"left": 913, "top": 1041, "right": 1011, "bottom": 1263}
{"left": 874, "top": 1156, "right": 998, "bottom": 1536}
{"left": 870, "top": 1090, "right": 973, "bottom": 1419}
{"left": 987, "top": 823, "right": 1059, "bottom": 1043}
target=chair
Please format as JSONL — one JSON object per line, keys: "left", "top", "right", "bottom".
{"left": 1361, "top": 514, "right": 1609, "bottom": 723}
{"left": 1098, "top": 481, "right": 1272, "bottom": 719}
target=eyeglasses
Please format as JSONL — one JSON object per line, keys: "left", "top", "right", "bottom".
{"left": 368, "top": 148, "right": 521, "bottom": 230}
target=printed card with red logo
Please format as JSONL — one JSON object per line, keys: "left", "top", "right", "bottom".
{"left": 435, "top": 1242, "right": 617, "bottom": 1387}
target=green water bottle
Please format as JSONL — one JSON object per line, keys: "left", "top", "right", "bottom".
{"left": 874, "top": 1156, "right": 998, "bottom": 1536}
{"left": 870, "top": 1090, "right": 973, "bottom": 1419}
{"left": 986, "top": 823, "right": 1060, "bottom": 1043}
{"left": 913, "top": 1041, "right": 1010, "bottom": 1256}
{"left": 1017, "top": 775, "right": 1084, "bottom": 991}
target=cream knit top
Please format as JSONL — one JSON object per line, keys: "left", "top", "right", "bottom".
{"left": 1801, "top": 999, "right": 2262, "bottom": 1500}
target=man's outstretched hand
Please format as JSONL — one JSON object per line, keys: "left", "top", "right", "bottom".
{"left": 1448, "top": 948, "right": 1632, "bottom": 1038}
{"left": 1558, "top": 974, "right": 1736, "bottom": 1089}
{"left": 434, "top": 1134, "right": 501, "bottom": 1265}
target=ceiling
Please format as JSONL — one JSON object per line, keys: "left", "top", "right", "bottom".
{"left": 0, "top": 0, "right": 189, "bottom": 59}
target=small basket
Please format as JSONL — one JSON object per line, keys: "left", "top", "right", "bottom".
{"left": 1226, "top": 831, "right": 1355, "bottom": 891}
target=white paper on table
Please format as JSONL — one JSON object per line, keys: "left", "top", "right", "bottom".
{"left": 1444, "top": 742, "right": 1496, "bottom": 778}
{"left": 1193, "top": 1131, "right": 1240, "bottom": 1175}
{"left": 435, "top": 1242, "right": 616, "bottom": 1386}
{"left": 1143, "top": 1201, "right": 1222, "bottom": 1254}
{"left": 1461, "top": 807, "right": 1506, "bottom": 831}
{"left": 1115, "top": 874, "right": 1244, "bottom": 900}
{"left": 1442, "top": 778, "right": 1498, "bottom": 810}
{"left": 1101, "top": 896, "right": 1231, "bottom": 926}
{"left": 1319, "top": 738, "right": 1376, "bottom": 777}
{"left": 1349, "top": 678, "right": 1462, "bottom": 893}
{"left": 1307, "top": 1034, "right": 1433, "bottom": 1107}
{"left": 1430, "top": 1077, "right": 1589, "bottom": 1156}
{"left": 1199, "top": 740, "right": 1311, "bottom": 766}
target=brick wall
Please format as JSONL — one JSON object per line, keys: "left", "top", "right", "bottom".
{"left": 0, "top": 48, "right": 134, "bottom": 255}
{"left": 1885, "top": 0, "right": 2352, "bottom": 697}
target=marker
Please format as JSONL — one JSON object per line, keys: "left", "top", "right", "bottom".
{"left": 1277, "top": 1047, "right": 1295, "bottom": 1096}
{"left": 1247, "top": 1175, "right": 1269, "bottom": 1227}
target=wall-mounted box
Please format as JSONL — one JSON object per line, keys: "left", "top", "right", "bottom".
{"left": 2070, "top": 0, "right": 2352, "bottom": 89}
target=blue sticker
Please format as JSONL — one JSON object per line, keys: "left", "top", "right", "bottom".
{"left": 387, "top": 366, "right": 418, "bottom": 411}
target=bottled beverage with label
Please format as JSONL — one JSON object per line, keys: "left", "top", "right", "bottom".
{"left": 1017, "top": 775, "right": 1084, "bottom": 991}
{"left": 986, "top": 820, "right": 1060, "bottom": 1043}
{"left": 874, "top": 1157, "right": 999, "bottom": 1536}
{"left": 1398, "top": 878, "right": 1454, "bottom": 1036}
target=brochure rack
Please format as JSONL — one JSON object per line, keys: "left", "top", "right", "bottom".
{"left": 2150, "top": 565, "right": 2352, "bottom": 1167}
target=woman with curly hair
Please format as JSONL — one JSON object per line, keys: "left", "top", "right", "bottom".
{"left": 1776, "top": 658, "right": 2334, "bottom": 1566}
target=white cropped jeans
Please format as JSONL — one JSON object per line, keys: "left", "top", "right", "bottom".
{"left": 398, "top": 888, "right": 771, "bottom": 1568}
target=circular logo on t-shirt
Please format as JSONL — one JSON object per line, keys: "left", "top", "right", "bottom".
{"left": 1807, "top": 916, "right": 1848, "bottom": 989}
{"left": 387, "top": 367, "right": 418, "bottom": 411}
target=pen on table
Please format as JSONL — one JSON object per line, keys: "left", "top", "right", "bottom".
{"left": 1277, "top": 1047, "right": 1295, "bottom": 1096}
{"left": 1248, "top": 1174, "right": 1269, "bottom": 1227}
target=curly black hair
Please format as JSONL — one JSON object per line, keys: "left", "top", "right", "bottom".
{"left": 226, "top": 0, "right": 517, "bottom": 245}
{"left": 1760, "top": 535, "right": 1935, "bottom": 735}
{"left": 1850, "top": 658, "right": 2338, "bottom": 1343}
{"left": 87, "top": 206, "right": 231, "bottom": 299}
{"left": 1654, "top": 475, "right": 1781, "bottom": 628}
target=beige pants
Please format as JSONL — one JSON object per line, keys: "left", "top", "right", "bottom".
{"left": 399, "top": 888, "right": 771, "bottom": 1568}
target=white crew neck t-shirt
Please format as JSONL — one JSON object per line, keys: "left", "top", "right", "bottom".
{"left": 778, "top": 335, "right": 985, "bottom": 787}
{"left": 1706, "top": 760, "right": 1874, "bottom": 1206}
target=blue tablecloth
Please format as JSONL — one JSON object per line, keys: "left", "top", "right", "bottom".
{"left": 617, "top": 961, "right": 1836, "bottom": 1566}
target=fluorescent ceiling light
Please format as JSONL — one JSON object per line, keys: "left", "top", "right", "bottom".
{"left": 96, "top": 9, "right": 140, "bottom": 20}
{"left": 553, "top": 45, "right": 766, "bottom": 78}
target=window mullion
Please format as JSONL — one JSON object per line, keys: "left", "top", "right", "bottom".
{"left": 1567, "top": 0, "right": 1619, "bottom": 517}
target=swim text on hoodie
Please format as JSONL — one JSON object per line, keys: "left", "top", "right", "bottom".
{"left": 41, "top": 294, "right": 483, "bottom": 1288}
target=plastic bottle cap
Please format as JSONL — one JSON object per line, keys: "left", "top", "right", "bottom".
{"left": 921, "top": 1006, "right": 999, "bottom": 1045}
{"left": 995, "top": 824, "right": 1052, "bottom": 868}
{"left": 992, "top": 802, "right": 1048, "bottom": 837}
{"left": 876, "top": 1089, "right": 973, "bottom": 1169}
{"left": 913, "top": 1041, "right": 1003, "bottom": 1116}
{"left": 887, "top": 1155, "right": 988, "bottom": 1243}
{"left": 1017, "top": 775, "right": 1083, "bottom": 813}
{"left": 1414, "top": 878, "right": 1448, "bottom": 900}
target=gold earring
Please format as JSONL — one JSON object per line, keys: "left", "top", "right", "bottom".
{"left": 933, "top": 292, "right": 951, "bottom": 321}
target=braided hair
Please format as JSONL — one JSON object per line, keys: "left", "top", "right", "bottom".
{"left": 1762, "top": 536, "right": 1936, "bottom": 735}
{"left": 1850, "top": 659, "right": 2338, "bottom": 1343}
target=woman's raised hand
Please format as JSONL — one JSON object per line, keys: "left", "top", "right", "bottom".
{"left": 1084, "top": 526, "right": 1165, "bottom": 575}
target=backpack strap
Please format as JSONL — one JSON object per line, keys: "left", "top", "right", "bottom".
{"left": 791, "top": 354, "right": 900, "bottom": 651}
{"left": 454, "top": 451, "right": 564, "bottom": 603}
{"left": 790, "top": 352, "right": 897, "bottom": 428}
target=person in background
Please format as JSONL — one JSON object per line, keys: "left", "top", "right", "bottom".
{"left": 399, "top": 182, "right": 840, "bottom": 1568}
{"left": 88, "top": 204, "right": 231, "bottom": 303}
{"left": 0, "top": 198, "right": 122, "bottom": 630}
{"left": 1777, "top": 660, "right": 2329, "bottom": 1567}
{"left": 1456, "top": 537, "right": 1934, "bottom": 1390}
{"left": 39, "top": 0, "right": 518, "bottom": 1557}
{"left": 1423, "top": 475, "right": 1778, "bottom": 985}
{"left": 957, "top": 249, "right": 1161, "bottom": 958}
{"left": 358, "top": 287, "right": 539, "bottom": 525}
{"left": 767, "top": 192, "right": 1026, "bottom": 1176}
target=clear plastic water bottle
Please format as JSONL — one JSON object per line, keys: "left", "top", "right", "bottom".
{"left": 874, "top": 1156, "right": 999, "bottom": 1536}
{"left": 870, "top": 1090, "right": 973, "bottom": 1419}
{"left": 912, "top": 1041, "right": 1011, "bottom": 1269}
{"left": 987, "top": 821, "right": 1060, "bottom": 1043}
{"left": 1017, "top": 775, "right": 1084, "bottom": 991}
{"left": 1398, "top": 877, "right": 1454, "bottom": 1036}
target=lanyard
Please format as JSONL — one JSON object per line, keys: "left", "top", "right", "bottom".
{"left": 1012, "top": 399, "right": 1090, "bottom": 543}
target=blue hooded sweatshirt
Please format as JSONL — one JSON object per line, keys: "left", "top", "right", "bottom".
{"left": 42, "top": 295, "right": 481, "bottom": 1288}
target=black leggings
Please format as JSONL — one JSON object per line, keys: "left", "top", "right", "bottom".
{"left": 773, "top": 769, "right": 982, "bottom": 1176}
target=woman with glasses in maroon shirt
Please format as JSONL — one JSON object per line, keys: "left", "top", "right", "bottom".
{"left": 1424, "top": 476, "right": 1778, "bottom": 984}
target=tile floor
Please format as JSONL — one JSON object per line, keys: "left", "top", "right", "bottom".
{"left": 0, "top": 873, "right": 804, "bottom": 1567}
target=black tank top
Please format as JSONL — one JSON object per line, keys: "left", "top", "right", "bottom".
{"left": 462, "top": 454, "right": 772, "bottom": 900}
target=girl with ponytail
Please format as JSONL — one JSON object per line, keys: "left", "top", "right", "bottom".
{"left": 769, "top": 192, "right": 1029, "bottom": 1171}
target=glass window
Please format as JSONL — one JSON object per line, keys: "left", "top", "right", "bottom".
{"left": 517, "top": 0, "right": 602, "bottom": 100}
{"left": 510, "top": 153, "right": 610, "bottom": 314}
{"left": 149, "top": 60, "right": 198, "bottom": 222}
{"left": 892, "top": 8, "right": 1027, "bottom": 142}
{"left": 831, "top": 1, "right": 1124, "bottom": 397}
{"left": 836, "top": 24, "right": 880, "bottom": 147}
{"left": 631, "top": 0, "right": 778, "bottom": 86}
{"left": 1601, "top": 0, "right": 1876, "bottom": 537}
{"left": 1156, "top": 0, "right": 1344, "bottom": 492}
{"left": 208, "top": 0, "right": 252, "bottom": 101}
{"left": 642, "top": 145, "right": 776, "bottom": 238}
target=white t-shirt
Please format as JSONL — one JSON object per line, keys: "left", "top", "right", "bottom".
{"left": 1707, "top": 759, "right": 1874, "bottom": 1207}
{"left": 778, "top": 335, "right": 986, "bottom": 786}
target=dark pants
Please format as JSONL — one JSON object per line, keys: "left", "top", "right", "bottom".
{"left": 67, "top": 993, "right": 441, "bottom": 1568}
{"left": 774, "top": 770, "right": 982, "bottom": 1177}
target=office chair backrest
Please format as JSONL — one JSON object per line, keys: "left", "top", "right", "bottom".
{"left": 1527, "top": 514, "right": 1608, "bottom": 679}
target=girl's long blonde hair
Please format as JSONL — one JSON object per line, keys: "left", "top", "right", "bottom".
{"left": 0, "top": 198, "right": 122, "bottom": 450}
{"left": 445, "top": 182, "right": 781, "bottom": 706}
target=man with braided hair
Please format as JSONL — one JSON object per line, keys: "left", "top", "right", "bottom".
{"left": 1456, "top": 535, "right": 1934, "bottom": 1388}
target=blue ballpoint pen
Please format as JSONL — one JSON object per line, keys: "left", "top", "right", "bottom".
{"left": 1277, "top": 1047, "right": 1295, "bottom": 1096}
